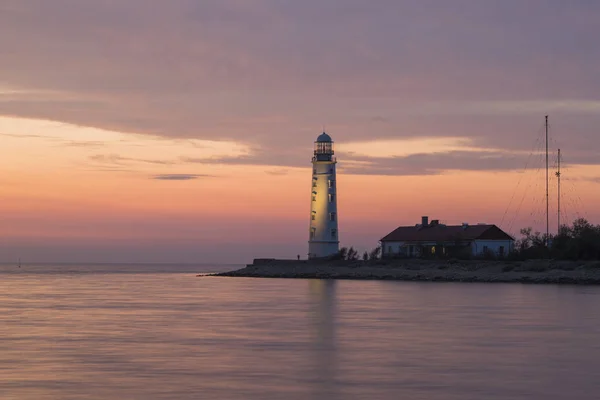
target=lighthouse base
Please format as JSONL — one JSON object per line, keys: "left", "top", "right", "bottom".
{"left": 308, "top": 241, "right": 339, "bottom": 259}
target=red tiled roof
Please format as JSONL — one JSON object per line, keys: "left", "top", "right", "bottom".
{"left": 380, "top": 224, "right": 514, "bottom": 243}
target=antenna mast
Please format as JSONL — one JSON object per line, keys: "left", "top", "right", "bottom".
{"left": 556, "top": 148, "right": 561, "bottom": 233}
{"left": 545, "top": 115, "right": 549, "bottom": 247}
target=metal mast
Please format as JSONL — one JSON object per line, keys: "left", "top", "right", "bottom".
{"left": 556, "top": 148, "right": 561, "bottom": 233}
{"left": 545, "top": 115, "right": 549, "bottom": 246}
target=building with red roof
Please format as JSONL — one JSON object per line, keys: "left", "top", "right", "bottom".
{"left": 380, "top": 216, "right": 514, "bottom": 258}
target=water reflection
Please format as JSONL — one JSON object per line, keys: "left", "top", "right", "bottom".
{"left": 1, "top": 266, "right": 600, "bottom": 400}
{"left": 309, "top": 279, "right": 338, "bottom": 399}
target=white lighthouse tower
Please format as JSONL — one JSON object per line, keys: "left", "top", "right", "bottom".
{"left": 308, "top": 132, "right": 339, "bottom": 258}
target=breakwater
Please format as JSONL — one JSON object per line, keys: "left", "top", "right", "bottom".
{"left": 210, "top": 258, "right": 600, "bottom": 284}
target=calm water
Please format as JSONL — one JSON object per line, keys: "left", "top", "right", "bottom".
{"left": 1, "top": 263, "right": 600, "bottom": 400}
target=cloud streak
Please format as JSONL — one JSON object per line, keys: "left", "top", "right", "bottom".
{"left": 90, "top": 154, "right": 174, "bottom": 166}
{"left": 152, "top": 174, "right": 213, "bottom": 181}
{"left": 2, "top": 4, "right": 600, "bottom": 176}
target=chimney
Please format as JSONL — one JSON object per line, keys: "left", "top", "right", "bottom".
{"left": 421, "top": 216, "right": 429, "bottom": 227}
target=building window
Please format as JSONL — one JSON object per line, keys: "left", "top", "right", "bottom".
{"left": 312, "top": 181, "right": 317, "bottom": 188}
{"left": 311, "top": 214, "right": 315, "bottom": 221}
{"left": 312, "top": 196, "right": 316, "bottom": 201}
{"left": 483, "top": 245, "right": 489, "bottom": 254}
{"left": 313, "top": 168, "right": 317, "bottom": 174}
{"left": 329, "top": 212, "right": 336, "bottom": 221}
{"left": 328, "top": 193, "right": 335, "bottom": 203}
{"left": 310, "top": 228, "right": 316, "bottom": 239}
{"left": 328, "top": 179, "right": 335, "bottom": 188}
{"left": 499, "top": 246, "right": 505, "bottom": 256}
{"left": 388, "top": 246, "right": 392, "bottom": 253}
{"left": 331, "top": 229, "right": 337, "bottom": 239}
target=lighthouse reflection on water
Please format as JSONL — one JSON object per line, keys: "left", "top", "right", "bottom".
{"left": 309, "top": 279, "right": 338, "bottom": 399}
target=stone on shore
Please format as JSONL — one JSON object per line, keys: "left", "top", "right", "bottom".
{"left": 206, "top": 258, "right": 600, "bottom": 284}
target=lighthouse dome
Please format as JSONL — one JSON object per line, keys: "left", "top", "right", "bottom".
{"left": 316, "top": 132, "right": 332, "bottom": 143}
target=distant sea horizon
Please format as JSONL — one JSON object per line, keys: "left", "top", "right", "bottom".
{"left": 0, "top": 262, "right": 240, "bottom": 275}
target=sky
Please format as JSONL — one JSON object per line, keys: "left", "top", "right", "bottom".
{"left": 1, "top": 0, "right": 600, "bottom": 263}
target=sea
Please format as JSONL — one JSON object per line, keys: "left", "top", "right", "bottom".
{"left": 1, "top": 263, "right": 599, "bottom": 400}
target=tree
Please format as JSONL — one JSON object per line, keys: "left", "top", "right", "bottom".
{"left": 368, "top": 246, "right": 381, "bottom": 260}
{"left": 553, "top": 218, "right": 600, "bottom": 260}
{"left": 516, "top": 219, "right": 600, "bottom": 260}
{"left": 347, "top": 246, "right": 359, "bottom": 261}
{"left": 337, "top": 247, "right": 348, "bottom": 260}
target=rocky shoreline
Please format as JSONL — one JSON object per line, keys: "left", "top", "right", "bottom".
{"left": 209, "top": 258, "right": 600, "bottom": 284}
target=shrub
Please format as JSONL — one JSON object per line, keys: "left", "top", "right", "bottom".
{"left": 347, "top": 247, "right": 359, "bottom": 261}
{"left": 515, "top": 219, "right": 600, "bottom": 261}
{"left": 368, "top": 246, "right": 381, "bottom": 260}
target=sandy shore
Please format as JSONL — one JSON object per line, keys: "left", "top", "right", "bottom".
{"left": 210, "top": 258, "right": 600, "bottom": 284}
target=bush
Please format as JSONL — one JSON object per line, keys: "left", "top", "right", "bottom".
{"left": 328, "top": 247, "right": 348, "bottom": 260}
{"left": 332, "top": 246, "right": 363, "bottom": 261}
{"left": 514, "top": 219, "right": 600, "bottom": 261}
{"left": 368, "top": 246, "right": 381, "bottom": 260}
{"left": 347, "top": 247, "right": 359, "bottom": 261}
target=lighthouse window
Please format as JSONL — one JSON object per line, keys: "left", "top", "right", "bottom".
{"left": 311, "top": 214, "right": 315, "bottom": 221}
{"left": 331, "top": 229, "right": 337, "bottom": 239}
{"left": 329, "top": 212, "right": 336, "bottom": 221}
{"left": 328, "top": 179, "right": 335, "bottom": 188}
{"left": 310, "top": 228, "right": 316, "bottom": 239}
{"left": 312, "top": 195, "right": 316, "bottom": 201}
{"left": 328, "top": 194, "right": 335, "bottom": 203}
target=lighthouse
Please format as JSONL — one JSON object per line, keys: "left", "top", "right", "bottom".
{"left": 308, "top": 132, "right": 339, "bottom": 258}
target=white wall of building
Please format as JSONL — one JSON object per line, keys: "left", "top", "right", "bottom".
{"left": 381, "top": 241, "right": 425, "bottom": 257}
{"left": 381, "top": 239, "right": 514, "bottom": 258}
{"left": 471, "top": 240, "right": 513, "bottom": 257}
{"left": 308, "top": 160, "right": 339, "bottom": 258}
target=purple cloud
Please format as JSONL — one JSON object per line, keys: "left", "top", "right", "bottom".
{"left": 1, "top": 0, "right": 600, "bottom": 173}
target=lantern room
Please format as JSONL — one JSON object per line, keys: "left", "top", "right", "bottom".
{"left": 314, "top": 132, "right": 334, "bottom": 161}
